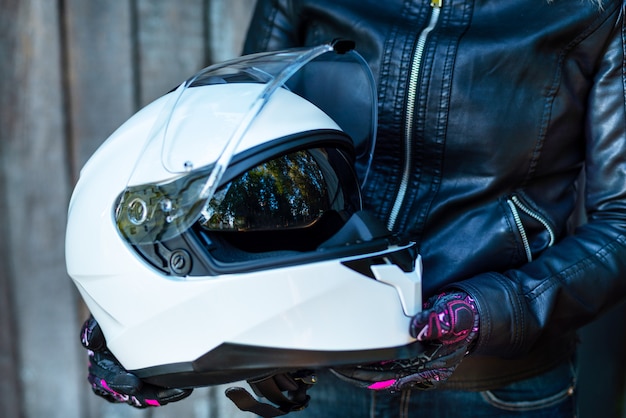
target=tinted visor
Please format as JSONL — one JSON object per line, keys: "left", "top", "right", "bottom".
{"left": 200, "top": 148, "right": 357, "bottom": 232}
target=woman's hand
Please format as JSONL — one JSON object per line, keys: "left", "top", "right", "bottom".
{"left": 80, "top": 316, "right": 193, "bottom": 407}
{"left": 331, "top": 291, "right": 479, "bottom": 391}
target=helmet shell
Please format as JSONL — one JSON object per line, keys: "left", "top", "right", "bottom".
{"left": 66, "top": 44, "right": 422, "bottom": 387}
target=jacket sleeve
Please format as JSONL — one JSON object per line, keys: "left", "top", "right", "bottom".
{"left": 454, "top": 6, "right": 626, "bottom": 358}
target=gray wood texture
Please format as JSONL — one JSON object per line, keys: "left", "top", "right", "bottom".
{"left": 1, "top": 1, "right": 255, "bottom": 417}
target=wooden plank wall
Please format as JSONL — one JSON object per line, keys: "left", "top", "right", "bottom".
{"left": 0, "top": 1, "right": 255, "bottom": 417}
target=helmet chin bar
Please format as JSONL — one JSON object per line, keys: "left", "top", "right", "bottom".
{"left": 132, "top": 340, "right": 424, "bottom": 388}
{"left": 133, "top": 341, "right": 424, "bottom": 418}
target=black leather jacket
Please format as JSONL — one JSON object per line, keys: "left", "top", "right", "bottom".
{"left": 244, "top": 0, "right": 626, "bottom": 389}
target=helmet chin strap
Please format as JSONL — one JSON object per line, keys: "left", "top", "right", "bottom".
{"left": 225, "top": 371, "right": 317, "bottom": 417}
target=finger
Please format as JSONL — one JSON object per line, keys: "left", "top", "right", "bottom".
{"left": 88, "top": 358, "right": 191, "bottom": 407}
{"left": 80, "top": 316, "right": 106, "bottom": 351}
{"left": 409, "top": 308, "right": 441, "bottom": 340}
{"left": 141, "top": 384, "right": 194, "bottom": 405}
{"left": 89, "top": 351, "right": 143, "bottom": 394}
{"left": 89, "top": 377, "right": 129, "bottom": 404}
{"left": 395, "top": 367, "right": 456, "bottom": 391}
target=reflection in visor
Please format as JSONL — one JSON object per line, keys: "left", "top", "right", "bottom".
{"left": 199, "top": 149, "right": 343, "bottom": 231}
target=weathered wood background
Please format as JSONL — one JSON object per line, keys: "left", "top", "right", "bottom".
{"left": 1, "top": 1, "right": 255, "bottom": 417}
{"left": 1, "top": 0, "right": 625, "bottom": 417}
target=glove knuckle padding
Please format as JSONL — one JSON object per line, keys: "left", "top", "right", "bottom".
{"left": 445, "top": 299, "right": 476, "bottom": 343}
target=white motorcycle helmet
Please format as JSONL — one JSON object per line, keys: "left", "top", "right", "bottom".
{"left": 66, "top": 41, "right": 423, "bottom": 411}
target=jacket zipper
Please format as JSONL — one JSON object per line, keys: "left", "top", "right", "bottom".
{"left": 387, "top": 1, "right": 442, "bottom": 231}
{"left": 507, "top": 195, "right": 556, "bottom": 263}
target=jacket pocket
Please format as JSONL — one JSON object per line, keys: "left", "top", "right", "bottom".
{"left": 505, "top": 193, "right": 556, "bottom": 263}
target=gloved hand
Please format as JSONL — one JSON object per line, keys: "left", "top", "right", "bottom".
{"left": 405, "top": 291, "right": 480, "bottom": 388}
{"left": 80, "top": 316, "right": 193, "bottom": 408}
{"left": 331, "top": 291, "right": 479, "bottom": 392}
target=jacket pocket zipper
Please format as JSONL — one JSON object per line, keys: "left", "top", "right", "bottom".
{"left": 506, "top": 195, "right": 555, "bottom": 263}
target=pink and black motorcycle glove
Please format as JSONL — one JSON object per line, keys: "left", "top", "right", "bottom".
{"left": 331, "top": 291, "right": 479, "bottom": 392}
{"left": 80, "top": 316, "right": 193, "bottom": 408}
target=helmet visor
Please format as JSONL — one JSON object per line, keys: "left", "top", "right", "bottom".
{"left": 115, "top": 41, "right": 377, "bottom": 245}
{"left": 199, "top": 148, "right": 357, "bottom": 232}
